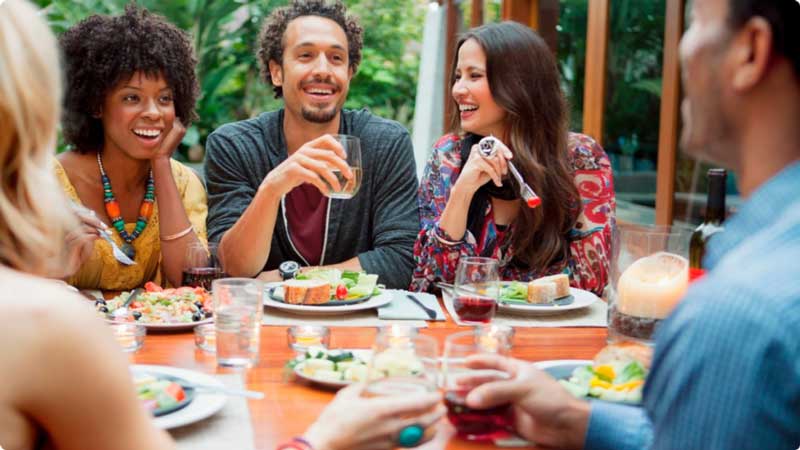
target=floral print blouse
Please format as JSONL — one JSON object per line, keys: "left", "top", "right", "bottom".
{"left": 410, "top": 133, "right": 615, "bottom": 295}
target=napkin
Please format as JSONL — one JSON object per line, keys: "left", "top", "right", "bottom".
{"left": 171, "top": 374, "right": 256, "bottom": 450}
{"left": 377, "top": 290, "right": 446, "bottom": 321}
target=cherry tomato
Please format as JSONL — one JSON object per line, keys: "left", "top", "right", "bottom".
{"left": 335, "top": 284, "right": 347, "bottom": 300}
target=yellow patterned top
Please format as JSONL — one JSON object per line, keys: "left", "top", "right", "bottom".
{"left": 54, "top": 159, "right": 208, "bottom": 290}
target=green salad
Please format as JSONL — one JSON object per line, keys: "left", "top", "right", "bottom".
{"left": 295, "top": 269, "right": 382, "bottom": 300}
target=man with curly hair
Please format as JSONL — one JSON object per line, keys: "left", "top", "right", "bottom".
{"left": 205, "top": 0, "right": 419, "bottom": 288}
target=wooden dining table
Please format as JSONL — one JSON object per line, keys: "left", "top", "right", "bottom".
{"left": 131, "top": 300, "right": 607, "bottom": 450}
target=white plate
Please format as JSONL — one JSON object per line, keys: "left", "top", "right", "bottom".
{"left": 534, "top": 359, "right": 593, "bottom": 379}
{"left": 292, "top": 349, "right": 372, "bottom": 389}
{"left": 497, "top": 287, "right": 599, "bottom": 315}
{"left": 263, "top": 285, "right": 392, "bottom": 316}
{"left": 130, "top": 364, "right": 227, "bottom": 429}
{"left": 108, "top": 317, "right": 213, "bottom": 331}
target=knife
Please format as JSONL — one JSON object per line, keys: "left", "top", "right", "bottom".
{"left": 178, "top": 382, "right": 264, "bottom": 400}
{"left": 406, "top": 294, "right": 437, "bottom": 320}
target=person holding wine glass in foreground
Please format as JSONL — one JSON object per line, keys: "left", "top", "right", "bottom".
{"left": 55, "top": 4, "right": 208, "bottom": 290}
{"left": 441, "top": 0, "right": 800, "bottom": 449}
{"left": 410, "top": 22, "right": 615, "bottom": 296}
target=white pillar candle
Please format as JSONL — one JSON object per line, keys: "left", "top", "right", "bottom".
{"left": 617, "top": 252, "right": 689, "bottom": 319}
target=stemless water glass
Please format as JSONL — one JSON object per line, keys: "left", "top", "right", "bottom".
{"left": 212, "top": 278, "right": 263, "bottom": 368}
{"left": 182, "top": 242, "right": 224, "bottom": 290}
{"left": 362, "top": 332, "right": 438, "bottom": 398}
{"left": 453, "top": 257, "right": 500, "bottom": 324}
{"left": 442, "top": 330, "right": 513, "bottom": 441}
{"left": 325, "top": 134, "right": 362, "bottom": 199}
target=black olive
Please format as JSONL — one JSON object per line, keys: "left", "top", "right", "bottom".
{"left": 98, "top": 306, "right": 109, "bottom": 313}
{"left": 132, "top": 311, "right": 142, "bottom": 320}
{"left": 204, "top": 310, "right": 213, "bottom": 318}
{"left": 194, "top": 301, "right": 203, "bottom": 309}
{"left": 192, "top": 312, "right": 203, "bottom": 321}
{"left": 95, "top": 300, "right": 106, "bottom": 306}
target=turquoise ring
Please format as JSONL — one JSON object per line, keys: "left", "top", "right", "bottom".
{"left": 397, "top": 424, "right": 425, "bottom": 448}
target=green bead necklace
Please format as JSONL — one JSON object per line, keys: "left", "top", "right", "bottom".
{"left": 97, "top": 152, "right": 155, "bottom": 259}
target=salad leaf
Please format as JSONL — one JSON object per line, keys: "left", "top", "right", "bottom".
{"left": 341, "top": 271, "right": 360, "bottom": 283}
{"left": 616, "top": 361, "right": 646, "bottom": 383}
{"left": 500, "top": 281, "right": 528, "bottom": 300}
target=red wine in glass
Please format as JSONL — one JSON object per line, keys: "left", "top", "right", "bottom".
{"left": 444, "top": 390, "right": 512, "bottom": 440}
{"left": 181, "top": 267, "right": 224, "bottom": 290}
{"left": 453, "top": 295, "right": 497, "bottom": 323}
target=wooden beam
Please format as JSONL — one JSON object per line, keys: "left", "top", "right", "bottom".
{"left": 443, "top": 0, "right": 459, "bottom": 128}
{"left": 537, "top": 0, "right": 559, "bottom": 53}
{"left": 581, "top": 0, "right": 610, "bottom": 145}
{"left": 501, "top": 0, "right": 533, "bottom": 25}
{"left": 655, "top": 0, "right": 685, "bottom": 225}
{"left": 471, "top": 0, "right": 483, "bottom": 28}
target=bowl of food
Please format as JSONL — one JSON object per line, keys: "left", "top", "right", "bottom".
{"left": 289, "top": 347, "right": 371, "bottom": 389}
{"left": 536, "top": 341, "right": 652, "bottom": 404}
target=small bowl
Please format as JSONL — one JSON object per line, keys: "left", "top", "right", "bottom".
{"left": 194, "top": 323, "right": 216, "bottom": 353}
{"left": 287, "top": 325, "right": 330, "bottom": 354}
{"left": 109, "top": 323, "right": 145, "bottom": 353}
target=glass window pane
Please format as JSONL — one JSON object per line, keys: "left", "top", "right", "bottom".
{"left": 603, "top": 0, "right": 666, "bottom": 224}
{"left": 556, "top": 0, "right": 588, "bottom": 132}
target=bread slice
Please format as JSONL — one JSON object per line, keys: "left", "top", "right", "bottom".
{"left": 531, "top": 274, "right": 570, "bottom": 298}
{"left": 283, "top": 279, "right": 330, "bottom": 305}
{"left": 527, "top": 281, "right": 557, "bottom": 304}
{"left": 594, "top": 341, "right": 653, "bottom": 370}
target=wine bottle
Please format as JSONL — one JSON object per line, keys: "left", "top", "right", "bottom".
{"left": 689, "top": 168, "right": 727, "bottom": 281}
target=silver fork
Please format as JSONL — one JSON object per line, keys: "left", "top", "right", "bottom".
{"left": 71, "top": 203, "right": 136, "bottom": 266}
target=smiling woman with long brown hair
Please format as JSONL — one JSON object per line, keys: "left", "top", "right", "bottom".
{"left": 411, "top": 22, "right": 615, "bottom": 295}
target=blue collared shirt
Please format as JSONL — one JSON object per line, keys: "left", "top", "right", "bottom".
{"left": 585, "top": 162, "right": 800, "bottom": 450}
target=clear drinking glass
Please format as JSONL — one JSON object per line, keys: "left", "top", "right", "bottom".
{"left": 607, "top": 224, "right": 692, "bottom": 344}
{"left": 442, "top": 330, "right": 513, "bottom": 441}
{"left": 182, "top": 242, "right": 224, "bottom": 291}
{"left": 212, "top": 278, "right": 263, "bottom": 368}
{"left": 362, "top": 332, "right": 438, "bottom": 398}
{"left": 453, "top": 257, "right": 500, "bottom": 324}
{"left": 325, "top": 134, "right": 362, "bottom": 199}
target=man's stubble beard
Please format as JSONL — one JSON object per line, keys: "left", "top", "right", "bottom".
{"left": 301, "top": 104, "right": 340, "bottom": 123}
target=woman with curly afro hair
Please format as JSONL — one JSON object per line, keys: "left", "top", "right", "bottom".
{"left": 55, "top": 4, "right": 209, "bottom": 290}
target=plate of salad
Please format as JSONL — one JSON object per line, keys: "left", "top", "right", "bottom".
{"left": 496, "top": 282, "right": 599, "bottom": 315}
{"left": 535, "top": 358, "right": 648, "bottom": 405}
{"left": 97, "top": 282, "right": 214, "bottom": 330}
{"left": 288, "top": 347, "right": 371, "bottom": 389}
{"left": 130, "top": 365, "right": 227, "bottom": 429}
{"left": 264, "top": 269, "right": 392, "bottom": 315}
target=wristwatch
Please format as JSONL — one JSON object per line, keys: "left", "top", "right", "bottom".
{"left": 278, "top": 260, "right": 300, "bottom": 280}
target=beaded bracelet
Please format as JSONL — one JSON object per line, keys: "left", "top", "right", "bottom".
{"left": 160, "top": 225, "right": 194, "bottom": 242}
{"left": 275, "top": 437, "right": 314, "bottom": 450}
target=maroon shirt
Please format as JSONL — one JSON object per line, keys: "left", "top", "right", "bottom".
{"left": 284, "top": 183, "right": 328, "bottom": 266}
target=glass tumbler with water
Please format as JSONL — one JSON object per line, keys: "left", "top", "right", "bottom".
{"left": 212, "top": 278, "right": 263, "bottom": 367}
{"left": 324, "top": 134, "right": 362, "bottom": 199}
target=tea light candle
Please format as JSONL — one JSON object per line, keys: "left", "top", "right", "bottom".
{"left": 475, "top": 324, "right": 513, "bottom": 353}
{"left": 617, "top": 252, "right": 689, "bottom": 319}
{"left": 109, "top": 323, "right": 145, "bottom": 353}
{"left": 287, "top": 325, "right": 330, "bottom": 353}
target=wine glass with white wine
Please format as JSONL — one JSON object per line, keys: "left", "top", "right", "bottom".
{"left": 325, "top": 134, "right": 362, "bottom": 199}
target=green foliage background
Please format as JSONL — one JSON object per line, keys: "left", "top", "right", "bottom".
{"left": 35, "top": 0, "right": 427, "bottom": 159}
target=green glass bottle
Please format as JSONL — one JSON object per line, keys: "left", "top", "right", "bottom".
{"left": 689, "top": 168, "right": 727, "bottom": 281}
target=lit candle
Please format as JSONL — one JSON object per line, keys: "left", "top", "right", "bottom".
{"left": 287, "top": 325, "right": 330, "bottom": 353}
{"left": 617, "top": 252, "right": 689, "bottom": 319}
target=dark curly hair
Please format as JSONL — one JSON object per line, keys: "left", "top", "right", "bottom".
{"left": 257, "top": 0, "right": 363, "bottom": 98}
{"left": 59, "top": 3, "right": 199, "bottom": 152}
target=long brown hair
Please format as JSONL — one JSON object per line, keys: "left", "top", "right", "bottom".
{"left": 449, "top": 22, "right": 579, "bottom": 270}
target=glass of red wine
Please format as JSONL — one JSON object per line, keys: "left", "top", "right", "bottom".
{"left": 181, "top": 242, "right": 224, "bottom": 291}
{"left": 453, "top": 257, "right": 500, "bottom": 324}
{"left": 442, "top": 330, "right": 513, "bottom": 441}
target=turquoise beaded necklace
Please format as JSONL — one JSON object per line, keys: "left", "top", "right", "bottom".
{"left": 97, "top": 152, "right": 155, "bottom": 259}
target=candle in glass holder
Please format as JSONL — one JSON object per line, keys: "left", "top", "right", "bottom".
{"left": 378, "top": 324, "right": 419, "bottom": 347}
{"left": 109, "top": 323, "right": 145, "bottom": 353}
{"left": 617, "top": 252, "right": 689, "bottom": 319}
{"left": 475, "top": 324, "right": 514, "bottom": 353}
{"left": 287, "top": 325, "right": 330, "bottom": 353}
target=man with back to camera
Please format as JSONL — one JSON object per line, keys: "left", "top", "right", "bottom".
{"left": 456, "top": 0, "right": 800, "bottom": 448}
{"left": 204, "top": 0, "right": 419, "bottom": 289}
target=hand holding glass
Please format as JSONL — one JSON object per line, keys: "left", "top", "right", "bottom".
{"left": 324, "top": 134, "right": 362, "bottom": 199}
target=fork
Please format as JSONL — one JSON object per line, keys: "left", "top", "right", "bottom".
{"left": 478, "top": 135, "right": 541, "bottom": 208}
{"left": 71, "top": 202, "right": 136, "bottom": 266}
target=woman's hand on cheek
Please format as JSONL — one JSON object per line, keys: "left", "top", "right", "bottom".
{"left": 152, "top": 118, "right": 186, "bottom": 161}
